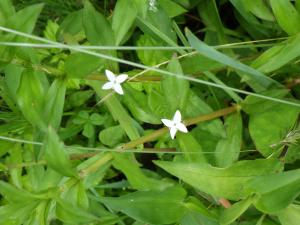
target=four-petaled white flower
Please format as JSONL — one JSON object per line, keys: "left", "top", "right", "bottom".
{"left": 161, "top": 110, "right": 188, "bottom": 139}
{"left": 102, "top": 69, "right": 128, "bottom": 95}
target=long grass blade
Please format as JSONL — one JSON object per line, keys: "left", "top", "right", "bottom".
{"left": 0, "top": 26, "right": 299, "bottom": 107}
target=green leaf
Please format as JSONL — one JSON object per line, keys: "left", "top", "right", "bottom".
{"left": 57, "top": 10, "right": 83, "bottom": 38}
{"left": 99, "top": 125, "right": 125, "bottom": 147}
{"left": 155, "top": 159, "right": 282, "bottom": 200}
{"left": 185, "top": 91, "right": 226, "bottom": 138}
{"left": 7, "top": 143, "right": 23, "bottom": 188}
{"left": 186, "top": 29, "right": 280, "bottom": 91}
{"left": 62, "top": 179, "right": 89, "bottom": 209}
{"left": 83, "top": 0, "right": 117, "bottom": 70}
{"left": 89, "top": 81, "right": 141, "bottom": 141}
{"left": 26, "top": 200, "right": 51, "bottom": 225}
{"left": 252, "top": 35, "right": 300, "bottom": 74}
{"left": 220, "top": 196, "right": 255, "bottom": 225}
{"left": 123, "top": 84, "right": 161, "bottom": 124}
{"left": 137, "top": 7, "right": 184, "bottom": 54}
{"left": 65, "top": 53, "right": 103, "bottom": 79}
{"left": 43, "top": 127, "right": 77, "bottom": 177}
{"left": 90, "top": 113, "right": 105, "bottom": 125}
{"left": 73, "top": 110, "right": 89, "bottom": 125}
{"left": 132, "top": 0, "right": 148, "bottom": 18}
{"left": 112, "top": 153, "right": 172, "bottom": 191}
{"left": 177, "top": 133, "right": 207, "bottom": 163}
{"left": 83, "top": 122, "right": 95, "bottom": 138}
{"left": 67, "top": 90, "right": 94, "bottom": 108}
{"left": 241, "top": 89, "right": 290, "bottom": 114}
{"left": 181, "top": 53, "right": 223, "bottom": 75}
{"left": 16, "top": 69, "right": 46, "bottom": 131}
{"left": 83, "top": 1, "right": 114, "bottom": 45}
{"left": 77, "top": 153, "right": 112, "bottom": 189}
{"left": 0, "top": 181, "right": 36, "bottom": 203}
{"left": 112, "top": 0, "right": 137, "bottom": 45}
{"left": 6, "top": 3, "right": 43, "bottom": 34}
{"left": 56, "top": 199, "right": 99, "bottom": 224}
{"left": 4, "top": 64, "right": 23, "bottom": 103}
{"left": 246, "top": 169, "right": 300, "bottom": 213}
{"left": 215, "top": 112, "right": 243, "bottom": 167}
{"left": 0, "top": 0, "right": 15, "bottom": 25}
{"left": 161, "top": 56, "right": 189, "bottom": 113}
{"left": 249, "top": 103, "right": 299, "bottom": 157}
{"left": 136, "top": 34, "right": 172, "bottom": 66}
{"left": 0, "top": 4, "right": 42, "bottom": 64}
{"left": 182, "top": 198, "right": 219, "bottom": 225}
{"left": 0, "top": 201, "right": 39, "bottom": 225}
{"left": 241, "top": 0, "right": 274, "bottom": 21}
{"left": 148, "top": 88, "right": 170, "bottom": 118}
{"left": 99, "top": 186, "right": 187, "bottom": 225}
{"left": 277, "top": 204, "right": 300, "bottom": 225}
{"left": 43, "top": 79, "right": 66, "bottom": 130}
{"left": 229, "top": 0, "right": 271, "bottom": 39}
{"left": 270, "top": 0, "right": 300, "bottom": 35}
{"left": 197, "top": 0, "right": 227, "bottom": 44}
{"left": 158, "top": 0, "right": 187, "bottom": 18}
{"left": 0, "top": 4, "right": 43, "bottom": 63}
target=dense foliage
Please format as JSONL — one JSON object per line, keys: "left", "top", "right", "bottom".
{"left": 0, "top": 0, "right": 300, "bottom": 224}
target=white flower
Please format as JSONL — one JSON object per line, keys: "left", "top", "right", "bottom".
{"left": 149, "top": 0, "right": 158, "bottom": 11}
{"left": 102, "top": 70, "right": 128, "bottom": 95}
{"left": 161, "top": 110, "right": 188, "bottom": 139}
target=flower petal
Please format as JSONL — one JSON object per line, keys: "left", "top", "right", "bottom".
{"left": 176, "top": 122, "right": 188, "bottom": 133}
{"left": 105, "top": 69, "right": 115, "bottom": 82}
{"left": 161, "top": 119, "right": 174, "bottom": 128}
{"left": 173, "top": 110, "right": 182, "bottom": 123}
{"left": 102, "top": 82, "right": 114, "bottom": 90}
{"left": 113, "top": 83, "right": 124, "bottom": 95}
{"left": 170, "top": 127, "right": 177, "bottom": 139}
{"left": 116, "top": 74, "right": 128, "bottom": 83}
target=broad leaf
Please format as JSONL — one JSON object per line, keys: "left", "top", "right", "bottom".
{"left": 99, "top": 186, "right": 187, "bottom": 225}
{"left": 155, "top": 159, "right": 282, "bottom": 200}
{"left": 246, "top": 169, "right": 300, "bottom": 213}
{"left": 249, "top": 103, "right": 299, "bottom": 157}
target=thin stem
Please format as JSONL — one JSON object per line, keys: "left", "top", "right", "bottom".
{"left": 2, "top": 26, "right": 297, "bottom": 107}
{"left": 0, "top": 37, "right": 287, "bottom": 50}
{"left": 2, "top": 106, "right": 238, "bottom": 170}
{"left": 69, "top": 148, "right": 177, "bottom": 160}
{"left": 120, "top": 105, "right": 238, "bottom": 150}
{"left": 0, "top": 27, "right": 285, "bottom": 106}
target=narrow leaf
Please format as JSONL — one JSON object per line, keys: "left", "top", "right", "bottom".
{"left": 161, "top": 55, "right": 189, "bottom": 113}
{"left": 270, "top": 0, "right": 300, "bottom": 35}
{"left": 44, "top": 127, "right": 77, "bottom": 177}
{"left": 186, "top": 29, "right": 280, "bottom": 91}
{"left": 112, "top": 0, "right": 137, "bottom": 45}
{"left": 215, "top": 112, "right": 243, "bottom": 167}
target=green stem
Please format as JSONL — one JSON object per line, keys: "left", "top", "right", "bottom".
{"left": 120, "top": 105, "right": 238, "bottom": 150}
{"left": 79, "top": 153, "right": 113, "bottom": 177}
